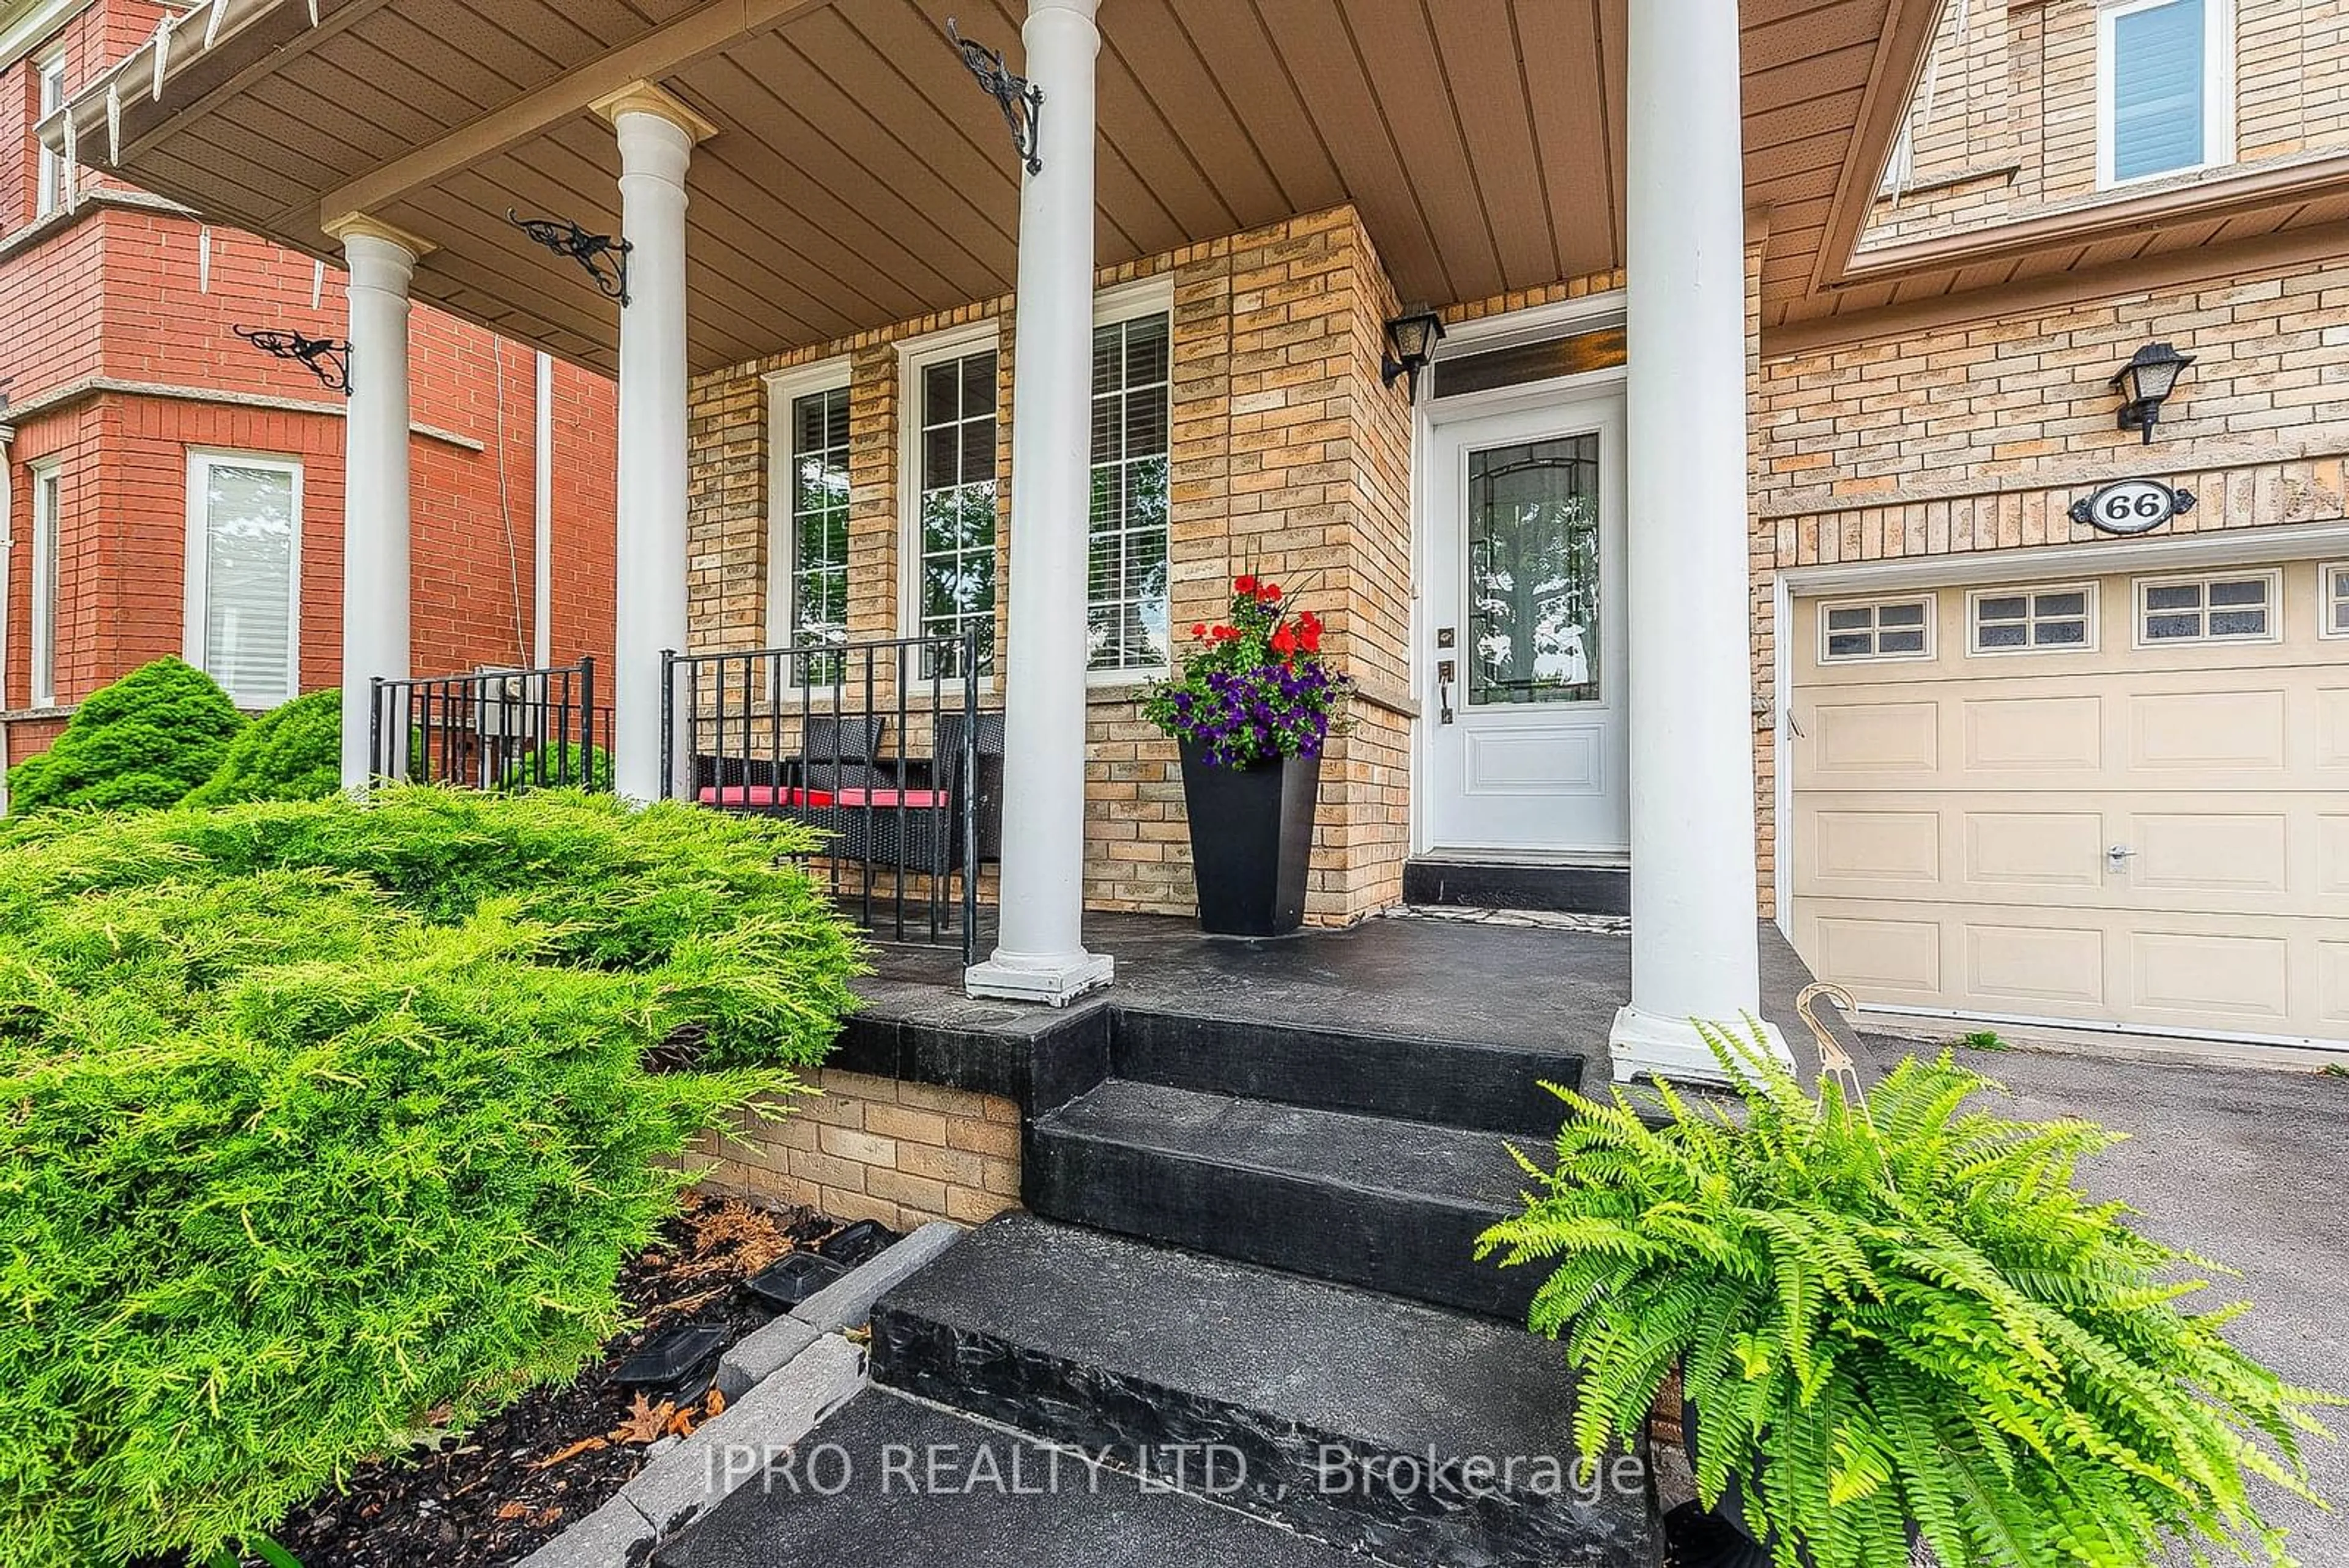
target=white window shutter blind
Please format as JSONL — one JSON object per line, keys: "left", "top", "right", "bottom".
{"left": 201, "top": 463, "right": 298, "bottom": 708}
{"left": 2113, "top": 0, "right": 2207, "bottom": 181}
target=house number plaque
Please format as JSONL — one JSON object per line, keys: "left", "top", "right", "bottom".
{"left": 2070, "top": 478, "right": 2196, "bottom": 537}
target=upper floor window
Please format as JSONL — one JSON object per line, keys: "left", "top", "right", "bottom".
{"left": 900, "top": 331, "right": 999, "bottom": 680}
{"left": 1088, "top": 308, "right": 1171, "bottom": 674}
{"left": 29, "top": 458, "right": 60, "bottom": 707}
{"left": 2099, "top": 0, "right": 2233, "bottom": 187}
{"left": 34, "top": 51, "right": 67, "bottom": 219}
{"left": 187, "top": 453, "right": 302, "bottom": 708}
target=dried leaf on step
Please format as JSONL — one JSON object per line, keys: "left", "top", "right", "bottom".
{"left": 611, "top": 1394, "right": 675, "bottom": 1445}
{"left": 534, "top": 1436, "right": 609, "bottom": 1470}
{"left": 666, "top": 1406, "right": 699, "bottom": 1439}
{"left": 705, "top": 1388, "right": 728, "bottom": 1418}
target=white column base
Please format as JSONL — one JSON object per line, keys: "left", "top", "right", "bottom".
{"left": 966, "top": 951, "right": 1116, "bottom": 1008}
{"left": 1609, "top": 1006, "right": 1794, "bottom": 1085}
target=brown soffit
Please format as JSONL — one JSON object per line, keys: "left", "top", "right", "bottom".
{"left": 1764, "top": 220, "right": 2349, "bottom": 356}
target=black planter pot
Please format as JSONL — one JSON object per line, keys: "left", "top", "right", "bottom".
{"left": 1177, "top": 740, "right": 1321, "bottom": 938}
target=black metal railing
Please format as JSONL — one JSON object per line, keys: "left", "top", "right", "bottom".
{"left": 369, "top": 659, "right": 606, "bottom": 793}
{"left": 661, "top": 634, "right": 995, "bottom": 962}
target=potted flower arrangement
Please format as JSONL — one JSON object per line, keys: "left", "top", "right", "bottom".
{"left": 1477, "top": 1025, "right": 2337, "bottom": 1568}
{"left": 1141, "top": 573, "right": 1353, "bottom": 938}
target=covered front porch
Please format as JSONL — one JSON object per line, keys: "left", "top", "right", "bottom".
{"left": 49, "top": 0, "right": 1933, "bottom": 1079}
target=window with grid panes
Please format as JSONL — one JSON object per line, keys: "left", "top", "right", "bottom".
{"left": 785, "top": 386, "right": 851, "bottom": 686}
{"left": 914, "top": 348, "right": 999, "bottom": 678}
{"left": 1088, "top": 313, "right": 1172, "bottom": 672}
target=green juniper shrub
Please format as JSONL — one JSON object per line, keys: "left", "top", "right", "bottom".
{"left": 0, "top": 789, "right": 864, "bottom": 1567}
{"left": 4, "top": 655, "right": 246, "bottom": 814}
{"left": 1478, "top": 1024, "right": 2337, "bottom": 1568}
{"left": 184, "top": 688, "right": 345, "bottom": 806}
{"left": 499, "top": 738, "right": 614, "bottom": 794}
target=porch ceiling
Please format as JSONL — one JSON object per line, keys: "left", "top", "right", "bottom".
{"left": 52, "top": 0, "right": 1934, "bottom": 376}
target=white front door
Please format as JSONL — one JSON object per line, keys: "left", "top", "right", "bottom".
{"left": 1422, "top": 394, "right": 1629, "bottom": 858}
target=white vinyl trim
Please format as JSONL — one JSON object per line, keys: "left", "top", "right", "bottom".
{"left": 2096, "top": 0, "right": 2236, "bottom": 190}
{"left": 763, "top": 354, "right": 853, "bottom": 654}
{"left": 184, "top": 450, "right": 303, "bottom": 709}
{"left": 28, "top": 458, "right": 60, "bottom": 708}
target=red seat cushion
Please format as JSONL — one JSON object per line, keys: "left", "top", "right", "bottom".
{"left": 696, "top": 784, "right": 949, "bottom": 811}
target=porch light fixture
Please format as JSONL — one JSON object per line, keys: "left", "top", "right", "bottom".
{"left": 508, "top": 210, "right": 632, "bottom": 307}
{"left": 946, "top": 18, "right": 1044, "bottom": 174}
{"left": 1382, "top": 310, "right": 1447, "bottom": 403}
{"left": 2110, "top": 341, "right": 2194, "bottom": 444}
{"left": 234, "top": 325, "right": 352, "bottom": 396}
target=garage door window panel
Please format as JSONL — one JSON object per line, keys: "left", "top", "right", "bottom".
{"left": 1969, "top": 584, "right": 2096, "bottom": 655}
{"left": 2135, "top": 571, "right": 2277, "bottom": 646}
{"left": 2320, "top": 564, "right": 2349, "bottom": 639}
{"left": 1819, "top": 595, "right": 1934, "bottom": 663}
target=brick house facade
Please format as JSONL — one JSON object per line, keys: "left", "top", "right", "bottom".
{"left": 0, "top": 0, "right": 617, "bottom": 804}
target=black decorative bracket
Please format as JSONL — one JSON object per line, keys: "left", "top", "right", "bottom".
{"left": 947, "top": 18, "right": 1044, "bottom": 175}
{"left": 509, "top": 210, "right": 632, "bottom": 306}
{"left": 235, "top": 325, "right": 352, "bottom": 395}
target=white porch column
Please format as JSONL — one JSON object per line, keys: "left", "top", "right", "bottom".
{"left": 967, "top": 0, "right": 1115, "bottom": 1005}
{"left": 325, "top": 216, "right": 428, "bottom": 790}
{"left": 1611, "top": 0, "right": 1791, "bottom": 1081}
{"left": 601, "top": 84, "right": 712, "bottom": 804}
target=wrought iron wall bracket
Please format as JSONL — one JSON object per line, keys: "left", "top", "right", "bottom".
{"left": 947, "top": 18, "right": 1045, "bottom": 174}
{"left": 234, "top": 325, "right": 352, "bottom": 395}
{"left": 509, "top": 210, "right": 633, "bottom": 306}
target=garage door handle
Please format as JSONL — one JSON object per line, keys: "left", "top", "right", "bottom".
{"left": 2107, "top": 845, "right": 2136, "bottom": 867}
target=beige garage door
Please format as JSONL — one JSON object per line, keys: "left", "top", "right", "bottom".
{"left": 1791, "top": 557, "right": 2349, "bottom": 1046}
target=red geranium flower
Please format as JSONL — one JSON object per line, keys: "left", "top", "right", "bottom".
{"left": 1270, "top": 625, "right": 1297, "bottom": 658}
{"left": 1212, "top": 625, "right": 1238, "bottom": 641}
{"left": 1192, "top": 623, "right": 1209, "bottom": 639}
{"left": 1258, "top": 583, "right": 1283, "bottom": 603}
{"left": 1234, "top": 574, "right": 1259, "bottom": 595}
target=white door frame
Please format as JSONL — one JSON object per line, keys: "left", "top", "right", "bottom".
{"left": 1409, "top": 302, "right": 1630, "bottom": 860}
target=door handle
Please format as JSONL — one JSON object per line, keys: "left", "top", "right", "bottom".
{"left": 1435, "top": 659, "right": 1456, "bottom": 725}
{"left": 2106, "top": 845, "right": 2136, "bottom": 871}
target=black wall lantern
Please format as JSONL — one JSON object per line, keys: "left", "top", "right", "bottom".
{"left": 2110, "top": 341, "right": 2194, "bottom": 444}
{"left": 1382, "top": 310, "right": 1446, "bottom": 403}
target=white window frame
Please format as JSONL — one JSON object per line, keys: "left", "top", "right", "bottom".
{"left": 33, "top": 48, "right": 67, "bottom": 220}
{"left": 896, "top": 319, "right": 1002, "bottom": 684}
{"left": 2096, "top": 0, "right": 2235, "bottom": 191}
{"left": 1087, "top": 274, "right": 1178, "bottom": 685}
{"left": 1967, "top": 581, "right": 2101, "bottom": 657}
{"left": 28, "top": 457, "right": 60, "bottom": 707}
{"left": 2321, "top": 562, "right": 2349, "bottom": 642}
{"left": 1816, "top": 593, "right": 1937, "bottom": 664}
{"left": 2132, "top": 567, "right": 2280, "bottom": 648}
{"left": 184, "top": 450, "right": 303, "bottom": 708}
{"left": 764, "top": 355, "right": 854, "bottom": 663}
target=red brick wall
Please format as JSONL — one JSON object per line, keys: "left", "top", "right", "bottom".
{"left": 1, "top": 2, "right": 618, "bottom": 770}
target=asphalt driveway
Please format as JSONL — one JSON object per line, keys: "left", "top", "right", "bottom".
{"left": 1857, "top": 1036, "right": 2349, "bottom": 1558}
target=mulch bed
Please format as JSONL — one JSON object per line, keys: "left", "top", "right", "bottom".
{"left": 253, "top": 1195, "right": 878, "bottom": 1568}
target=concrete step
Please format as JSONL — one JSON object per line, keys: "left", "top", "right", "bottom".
{"left": 870, "top": 1214, "right": 1655, "bottom": 1568}
{"left": 1030, "top": 1077, "right": 1538, "bottom": 1318}
{"left": 651, "top": 1386, "right": 1392, "bottom": 1568}
{"left": 1108, "top": 1005, "right": 1587, "bottom": 1137}
{"left": 1403, "top": 858, "right": 1631, "bottom": 918}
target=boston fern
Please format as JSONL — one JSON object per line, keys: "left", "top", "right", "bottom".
{"left": 1477, "top": 1025, "right": 2337, "bottom": 1568}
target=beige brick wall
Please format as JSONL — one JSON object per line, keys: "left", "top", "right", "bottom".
{"left": 1863, "top": 0, "right": 2349, "bottom": 250}
{"left": 1750, "top": 250, "right": 2349, "bottom": 907}
{"left": 688, "top": 1070, "right": 1022, "bottom": 1231}
{"left": 685, "top": 207, "right": 1422, "bottom": 926}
